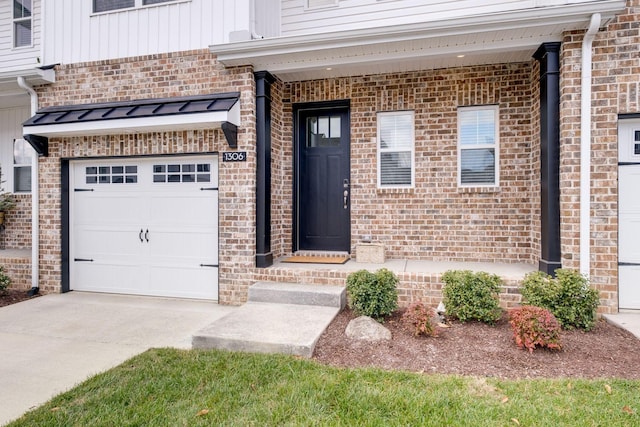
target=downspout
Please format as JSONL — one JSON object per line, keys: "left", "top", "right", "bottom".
{"left": 579, "top": 13, "right": 601, "bottom": 277}
{"left": 16, "top": 76, "right": 39, "bottom": 295}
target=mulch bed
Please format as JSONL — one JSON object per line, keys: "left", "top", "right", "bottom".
{"left": 0, "top": 288, "right": 39, "bottom": 308}
{"left": 313, "top": 307, "right": 640, "bottom": 380}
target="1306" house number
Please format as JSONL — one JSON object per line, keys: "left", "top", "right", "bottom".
{"left": 222, "top": 152, "right": 247, "bottom": 162}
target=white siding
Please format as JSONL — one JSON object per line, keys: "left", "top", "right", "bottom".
{"left": 255, "top": 0, "right": 281, "bottom": 39}
{"left": 0, "top": 0, "right": 42, "bottom": 73}
{"left": 43, "top": 0, "right": 252, "bottom": 65}
{"left": 280, "top": 0, "right": 596, "bottom": 36}
{"left": 0, "top": 106, "right": 30, "bottom": 193}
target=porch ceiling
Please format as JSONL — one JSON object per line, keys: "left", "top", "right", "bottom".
{"left": 211, "top": 1, "right": 625, "bottom": 82}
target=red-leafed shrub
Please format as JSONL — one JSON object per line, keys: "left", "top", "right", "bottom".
{"left": 401, "top": 302, "right": 439, "bottom": 337}
{"left": 509, "top": 306, "right": 562, "bottom": 353}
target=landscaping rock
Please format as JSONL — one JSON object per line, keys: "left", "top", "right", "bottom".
{"left": 345, "top": 316, "right": 391, "bottom": 341}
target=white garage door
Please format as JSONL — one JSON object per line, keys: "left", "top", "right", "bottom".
{"left": 70, "top": 155, "right": 218, "bottom": 300}
{"left": 619, "top": 119, "right": 640, "bottom": 310}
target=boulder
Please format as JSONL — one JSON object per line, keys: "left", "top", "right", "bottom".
{"left": 345, "top": 316, "right": 391, "bottom": 341}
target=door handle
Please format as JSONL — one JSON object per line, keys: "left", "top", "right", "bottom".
{"left": 145, "top": 229, "right": 149, "bottom": 242}
{"left": 343, "top": 190, "right": 349, "bottom": 209}
{"left": 139, "top": 229, "right": 144, "bottom": 243}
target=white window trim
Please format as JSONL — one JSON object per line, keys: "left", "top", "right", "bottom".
{"left": 377, "top": 110, "right": 415, "bottom": 189}
{"left": 457, "top": 105, "right": 500, "bottom": 188}
{"left": 12, "top": 1, "right": 33, "bottom": 49}
{"left": 92, "top": 0, "right": 189, "bottom": 15}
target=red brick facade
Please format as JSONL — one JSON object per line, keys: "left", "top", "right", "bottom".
{"left": 3, "top": 1, "right": 638, "bottom": 313}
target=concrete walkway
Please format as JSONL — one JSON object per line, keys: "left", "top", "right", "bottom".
{"left": 0, "top": 292, "right": 235, "bottom": 426}
{"left": 603, "top": 311, "right": 640, "bottom": 340}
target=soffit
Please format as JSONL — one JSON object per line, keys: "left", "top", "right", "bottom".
{"left": 211, "top": 1, "right": 626, "bottom": 82}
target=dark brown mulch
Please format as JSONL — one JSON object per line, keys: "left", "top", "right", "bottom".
{"left": 0, "top": 288, "right": 39, "bottom": 308}
{"left": 313, "top": 307, "right": 640, "bottom": 380}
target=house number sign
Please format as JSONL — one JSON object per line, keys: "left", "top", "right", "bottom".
{"left": 222, "top": 152, "right": 247, "bottom": 162}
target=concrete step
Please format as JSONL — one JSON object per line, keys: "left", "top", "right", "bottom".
{"left": 192, "top": 301, "right": 341, "bottom": 358}
{"left": 248, "top": 281, "right": 346, "bottom": 309}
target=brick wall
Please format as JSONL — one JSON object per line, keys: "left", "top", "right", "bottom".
{"left": 3, "top": 194, "right": 32, "bottom": 249}
{"left": 559, "top": 0, "right": 640, "bottom": 313}
{"left": 33, "top": 50, "right": 257, "bottom": 300}
{"left": 272, "top": 63, "right": 540, "bottom": 264}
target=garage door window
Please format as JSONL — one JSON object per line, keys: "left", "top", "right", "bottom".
{"left": 153, "top": 163, "right": 211, "bottom": 183}
{"left": 85, "top": 165, "right": 138, "bottom": 184}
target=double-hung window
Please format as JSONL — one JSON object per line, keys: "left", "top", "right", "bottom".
{"left": 458, "top": 105, "right": 499, "bottom": 187}
{"left": 13, "top": 0, "right": 32, "bottom": 48}
{"left": 377, "top": 111, "right": 414, "bottom": 188}
{"left": 93, "top": 0, "right": 174, "bottom": 13}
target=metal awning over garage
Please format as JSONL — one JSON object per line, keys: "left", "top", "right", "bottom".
{"left": 22, "top": 92, "right": 241, "bottom": 156}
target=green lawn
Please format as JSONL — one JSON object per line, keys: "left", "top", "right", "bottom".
{"left": 9, "top": 348, "right": 640, "bottom": 426}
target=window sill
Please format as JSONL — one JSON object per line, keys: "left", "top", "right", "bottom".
{"left": 457, "top": 186, "right": 500, "bottom": 194}
{"left": 376, "top": 187, "right": 415, "bottom": 195}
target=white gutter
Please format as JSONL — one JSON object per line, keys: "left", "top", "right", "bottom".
{"left": 579, "top": 13, "right": 602, "bottom": 277}
{"left": 16, "top": 76, "right": 39, "bottom": 294}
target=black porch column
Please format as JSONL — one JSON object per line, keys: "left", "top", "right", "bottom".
{"left": 255, "top": 71, "right": 276, "bottom": 268}
{"left": 533, "top": 42, "right": 562, "bottom": 275}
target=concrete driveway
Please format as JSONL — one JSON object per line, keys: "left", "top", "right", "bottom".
{"left": 0, "top": 292, "right": 235, "bottom": 425}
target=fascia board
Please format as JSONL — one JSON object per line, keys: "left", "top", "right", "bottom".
{"left": 0, "top": 67, "right": 56, "bottom": 85}
{"left": 211, "top": 0, "right": 626, "bottom": 65}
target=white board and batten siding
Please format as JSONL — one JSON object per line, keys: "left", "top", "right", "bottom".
{"left": 280, "top": 0, "right": 603, "bottom": 36}
{"left": 43, "top": 0, "right": 253, "bottom": 65}
{"left": 0, "top": 0, "right": 41, "bottom": 74}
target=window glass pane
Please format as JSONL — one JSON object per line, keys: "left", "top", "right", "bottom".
{"left": 460, "top": 109, "right": 495, "bottom": 146}
{"left": 125, "top": 176, "right": 138, "bottom": 184}
{"left": 307, "top": 116, "right": 341, "bottom": 147}
{"left": 111, "top": 166, "right": 124, "bottom": 174}
{"left": 13, "top": 139, "right": 32, "bottom": 165}
{"left": 168, "top": 164, "right": 180, "bottom": 173}
{"left": 461, "top": 149, "right": 495, "bottom": 185}
{"left": 143, "top": 0, "right": 173, "bottom": 5}
{"left": 182, "top": 174, "right": 195, "bottom": 183}
{"left": 14, "top": 166, "right": 31, "bottom": 192}
{"left": 380, "top": 152, "right": 412, "bottom": 186}
{"left": 14, "top": 0, "right": 31, "bottom": 18}
{"left": 125, "top": 165, "right": 137, "bottom": 174}
{"left": 14, "top": 20, "right": 31, "bottom": 47}
{"left": 168, "top": 174, "right": 181, "bottom": 183}
{"left": 379, "top": 114, "right": 412, "bottom": 151}
{"left": 86, "top": 167, "right": 97, "bottom": 175}
{"left": 197, "top": 164, "right": 210, "bottom": 173}
{"left": 94, "top": 0, "right": 134, "bottom": 13}
{"left": 197, "top": 174, "right": 211, "bottom": 182}
{"left": 182, "top": 164, "right": 195, "bottom": 172}
{"left": 112, "top": 175, "right": 124, "bottom": 184}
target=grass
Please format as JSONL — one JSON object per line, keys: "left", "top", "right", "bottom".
{"left": 8, "top": 348, "right": 640, "bottom": 426}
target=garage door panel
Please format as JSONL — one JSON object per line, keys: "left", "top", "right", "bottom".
{"left": 148, "top": 193, "right": 218, "bottom": 226}
{"left": 148, "top": 265, "right": 218, "bottom": 299}
{"left": 148, "top": 229, "right": 218, "bottom": 262}
{"left": 74, "top": 194, "right": 148, "bottom": 226}
{"left": 74, "top": 227, "right": 145, "bottom": 258}
{"left": 72, "top": 262, "right": 147, "bottom": 294}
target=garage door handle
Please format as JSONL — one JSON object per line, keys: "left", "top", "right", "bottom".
{"left": 145, "top": 229, "right": 149, "bottom": 242}
{"left": 74, "top": 258, "right": 94, "bottom": 262}
{"left": 139, "top": 229, "right": 144, "bottom": 242}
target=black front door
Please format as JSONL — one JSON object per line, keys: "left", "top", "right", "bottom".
{"left": 295, "top": 103, "right": 350, "bottom": 251}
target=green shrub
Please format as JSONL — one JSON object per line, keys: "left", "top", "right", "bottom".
{"left": 346, "top": 268, "right": 398, "bottom": 321}
{"left": 509, "top": 305, "right": 562, "bottom": 352}
{"left": 0, "top": 265, "right": 10, "bottom": 293}
{"left": 521, "top": 269, "right": 599, "bottom": 331}
{"left": 401, "top": 302, "right": 438, "bottom": 337}
{"left": 441, "top": 270, "right": 502, "bottom": 324}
